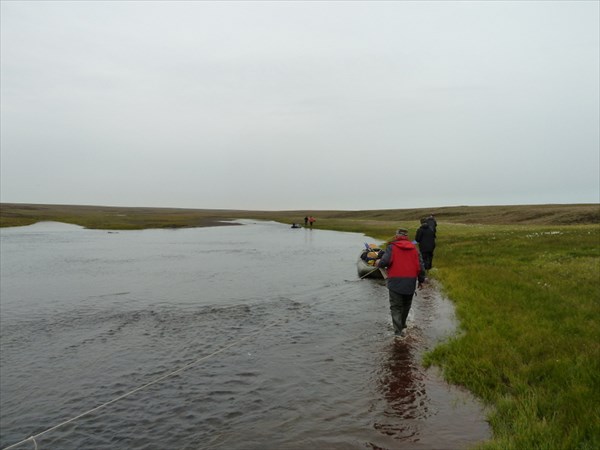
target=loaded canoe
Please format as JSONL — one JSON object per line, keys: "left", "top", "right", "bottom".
{"left": 357, "top": 247, "right": 385, "bottom": 279}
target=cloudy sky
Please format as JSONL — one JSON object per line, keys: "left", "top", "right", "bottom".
{"left": 1, "top": 1, "right": 598, "bottom": 211}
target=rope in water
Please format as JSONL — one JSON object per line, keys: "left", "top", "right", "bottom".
{"left": 2, "top": 322, "right": 278, "bottom": 450}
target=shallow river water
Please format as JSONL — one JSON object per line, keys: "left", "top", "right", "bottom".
{"left": 0, "top": 220, "right": 490, "bottom": 449}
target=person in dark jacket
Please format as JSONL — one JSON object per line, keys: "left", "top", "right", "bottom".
{"left": 377, "top": 228, "right": 425, "bottom": 337}
{"left": 426, "top": 214, "right": 437, "bottom": 234}
{"left": 415, "top": 218, "right": 436, "bottom": 270}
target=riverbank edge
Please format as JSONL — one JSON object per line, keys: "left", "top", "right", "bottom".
{"left": 2, "top": 215, "right": 497, "bottom": 449}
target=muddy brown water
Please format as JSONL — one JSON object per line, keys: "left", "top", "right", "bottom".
{"left": 0, "top": 220, "right": 490, "bottom": 449}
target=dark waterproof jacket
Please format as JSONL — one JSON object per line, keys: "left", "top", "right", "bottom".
{"left": 426, "top": 217, "right": 437, "bottom": 234}
{"left": 378, "top": 237, "right": 424, "bottom": 295}
{"left": 415, "top": 223, "right": 436, "bottom": 253}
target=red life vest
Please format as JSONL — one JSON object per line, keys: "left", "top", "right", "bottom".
{"left": 386, "top": 238, "right": 421, "bottom": 278}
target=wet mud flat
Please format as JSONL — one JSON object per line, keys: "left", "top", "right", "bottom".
{"left": 1, "top": 222, "right": 490, "bottom": 449}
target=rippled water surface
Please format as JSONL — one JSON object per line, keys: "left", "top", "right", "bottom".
{"left": 1, "top": 220, "right": 490, "bottom": 449}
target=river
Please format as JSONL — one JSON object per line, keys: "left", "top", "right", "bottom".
{"left": 0, "top": 220, "right": 489, "bottom": 449}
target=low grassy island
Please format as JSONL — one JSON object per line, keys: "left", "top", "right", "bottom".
{"left": 1, "top": 202, "right": 599, "bottom": 449}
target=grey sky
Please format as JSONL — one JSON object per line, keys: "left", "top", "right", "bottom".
{"left": 1, "top": 1, "right": 598, "bottom": 210}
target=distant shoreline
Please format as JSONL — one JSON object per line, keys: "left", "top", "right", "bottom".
{"left": 0, "top": 217, "right": 239, "bottom": 230}
{"left": 1, "top": 202, "right": 598, "bottom": 229}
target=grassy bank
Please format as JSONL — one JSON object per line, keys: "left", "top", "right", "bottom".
{"left": 1, "top": 202, "right": 598, "bottom": 229}
{"left": 0, "top": 203, "right": 242, "bottom": 229}
{"left": 1, "top": 202, "right": 599, "bottom": 448}
{"left": 425, "top": 224, "right": 599, "bottom": 450}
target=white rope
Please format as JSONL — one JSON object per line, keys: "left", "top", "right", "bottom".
{"left": 2, "top": 323, "right": 277, "bottom": 450}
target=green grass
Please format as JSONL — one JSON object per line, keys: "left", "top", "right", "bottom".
{"left": 1, "top": 202, "right": 599, "bottom": 448}
{"left": 424, "top": 224, "right": 600, "bottom": 450}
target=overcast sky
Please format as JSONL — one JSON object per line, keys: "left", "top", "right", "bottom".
{"left": 1, "top": 1, "right": 598, "bottom": 211}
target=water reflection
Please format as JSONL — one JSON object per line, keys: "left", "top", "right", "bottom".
{"left": 367, "top": 286, "right": 491, "bottom": 450}
{"left": 374, "top": 338, "right": 428, "bottom": 444}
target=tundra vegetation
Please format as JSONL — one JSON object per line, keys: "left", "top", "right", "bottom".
{"left": 1, "top": 202, "right": 599, "bottom": 449}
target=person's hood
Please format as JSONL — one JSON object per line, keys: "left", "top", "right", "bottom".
{"left": 391, "top": 237, "right": 415, "bottom": 250}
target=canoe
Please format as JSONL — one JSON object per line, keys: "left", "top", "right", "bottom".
{"left": 357, "top": 248, "right": 385, "bottom": 279}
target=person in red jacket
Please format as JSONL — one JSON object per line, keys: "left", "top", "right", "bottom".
{"left": 377, "top": 227, "right": 425, "bottom": 337}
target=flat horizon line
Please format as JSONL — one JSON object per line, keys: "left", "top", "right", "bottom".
{"left": 1, "top": 201, "right": 599, "bottom": 213}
